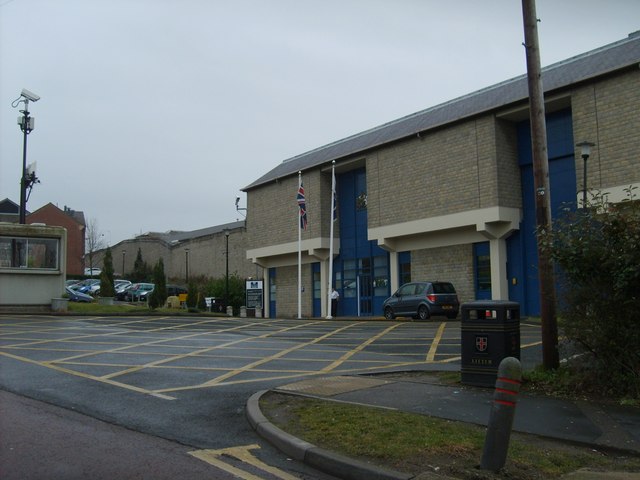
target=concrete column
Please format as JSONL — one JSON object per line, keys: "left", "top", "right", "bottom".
{"left": 490, "top": 238, "right": 509, "bottom": 300}
{"left": 389, "top": 250, "right": 399, "bottom": 292}
{"left": 263, "top": 267, "right": 271, "bottom": 319}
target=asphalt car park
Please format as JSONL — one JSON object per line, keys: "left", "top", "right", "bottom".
{"left": 0, "top": 315, "right": 543, "bottom": 479}
{"left": 0, "top": 315, "right": 543, "bottom": 398}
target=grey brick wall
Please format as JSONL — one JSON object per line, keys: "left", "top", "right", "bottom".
{"left": 246, "top": 169, "right": 336, "bottom": 250}
{"left": 94, "top": 227, "right": 258, "bottom": 283}
{"left": 411, "top": 244, "right": 474, "bottom": 305}
{"left": 367, "top": 115, "right": 513, "bottom": 229}
{"left": 572, "top": 69, "right": 640, "bottom": 190}
{"left": 271, "top": 264, "right": 313, "bottom": 318}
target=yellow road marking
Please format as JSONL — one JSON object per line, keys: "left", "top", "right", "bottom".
{"left": 321, "top": 323, "right": 401, "bottom": 372}
{"left": 109, "top": 320, "right": 327, "bottom": 383}
{"left": 158, "top": 322, "right": 359, "bottom": 393}
{"left": 426, "top": 322, "right": 446, "bottom": 362}
{"left": 0, "top": 350, "right": 175, "bottom": 400}
{"left": 189, "top": 444, "right": 298, "bottom": 480}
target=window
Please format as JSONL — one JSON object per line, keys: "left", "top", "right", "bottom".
{"left": 0, "top": 236, "right": 59, "bottom": 270}
{"left": 398, "top": 251, "right": 411, "bottom": 285}
{"left": 343, "top": 259, "right": 357, "bottom": 298}
{"left": 399, "top": 283, "right": 415, "bottom": 295}
{"left": 373, "top": 255, "right": 389, "bottom": 296}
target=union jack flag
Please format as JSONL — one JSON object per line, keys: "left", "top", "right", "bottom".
{"left": 297, "top": 182, "right": 307, "bottom": 230}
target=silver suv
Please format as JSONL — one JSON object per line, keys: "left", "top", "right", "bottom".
{"left": 382, "top": 281, "right": 459, "bottom": 320}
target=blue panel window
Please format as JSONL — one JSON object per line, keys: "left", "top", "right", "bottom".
{"left": 473, "top": 242, "right": 491, "bottom": 300}
{"left": 398, "top": 251, "right": 411, "bottom": 285}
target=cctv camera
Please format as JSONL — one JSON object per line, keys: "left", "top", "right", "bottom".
{"left": 235, "top": 197, "right": 240, "bottom": 206}
{"left": 21, "top": 89, "right": 40, "bottom": 102}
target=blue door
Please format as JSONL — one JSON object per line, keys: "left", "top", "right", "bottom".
{"left": 474, "top": 242, "right": 492, "bottom": 300}
{"left": 333, "top": 168, "right": 389, "bottom": 316}
{"left": 269, "top": 268, "right": 276, "bottom": 318}
{"left": 312, "top": 262, "right": 321, "bottom": 316}
{"left": 508, "top": 109, "right": 577, "bottom": 315}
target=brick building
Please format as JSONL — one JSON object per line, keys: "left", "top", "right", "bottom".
{"left": 26, "top": 203, "right": 86, "bottom": 275}
{"left": 243, "top": 32, "right": 640, "bottom": 319}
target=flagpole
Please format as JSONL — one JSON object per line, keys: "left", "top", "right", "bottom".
{"left": 327, "top": 161, "right": 336, "bottom": 319}
{"left": 297, "top": 171, "right": 302, "bottom": 319}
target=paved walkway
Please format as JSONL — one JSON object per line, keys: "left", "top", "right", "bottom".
{"left": 247, "top": 371, "right": 640, "bottom": 480}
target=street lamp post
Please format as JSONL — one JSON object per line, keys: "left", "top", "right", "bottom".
{"left": 185, "top": 248, "right": 190, "bottom": 282}
{"left": 12, "top": 89, "right": 41, "bottom": 224}
{"left": 576, "top": 141, "right": 595, "bottom": 207}
{"left": 224, "top": 229, "right": 230, "bottom": 309}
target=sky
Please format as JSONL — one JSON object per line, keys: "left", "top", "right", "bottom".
{"left": 1, "top": 0, "right": 639, "bottom": 246}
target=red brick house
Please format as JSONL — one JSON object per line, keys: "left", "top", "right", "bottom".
{"left": 27, "top": 203, "right": 86, "bottom": 275}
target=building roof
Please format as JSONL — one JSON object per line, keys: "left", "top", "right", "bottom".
{"left": 244, "top": 32, "right": 640, "bottom": 191}
{"left": 135, "top": 220, "right": 245, "bottom": 245}
{"left": 26, "top": 202, "right": 86, "bottom": 227}
{"left": 0, "top": 199, "right": 22, "bottom": 223}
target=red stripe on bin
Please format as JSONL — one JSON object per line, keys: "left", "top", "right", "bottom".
{"left": 495, "top": 399, "right": 516, "bottom": 407}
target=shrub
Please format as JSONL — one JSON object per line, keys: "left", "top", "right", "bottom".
{"left": 148, "top": 258, "right": 167, "bottom": 310}
{"left": 186, "top": 281, "right": 199, "bottom": 309}
{"left": 540, "top": 187, "right": 640, "bottom": 398}
{"left": 131, "top": 248, "right": 151, "bottom": 282}
{"left": 99, "top": 247, "right": 115, "bottom": 297}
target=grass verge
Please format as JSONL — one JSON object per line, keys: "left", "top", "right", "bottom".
{"left": 260, "top": 391, "right": 640, "bottom": 480}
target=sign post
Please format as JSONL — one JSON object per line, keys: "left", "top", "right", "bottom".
{"left": 245, "top": 280, "right": 263, "bottom": 314}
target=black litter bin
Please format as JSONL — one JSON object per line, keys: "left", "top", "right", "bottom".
{"left": 208, "top": 297, "right": 226, "bottom": 313}
{"left": 461, "top": 300, "right": 520, "bottom": 387}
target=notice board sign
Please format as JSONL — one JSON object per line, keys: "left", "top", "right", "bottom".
{"left": 246, "top": 280, "right": 263, "bottom": 309}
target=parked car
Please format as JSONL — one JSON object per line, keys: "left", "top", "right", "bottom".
{"left": 95, "top": 279, "right": 131, "bottom": 297}
{"left": 124, "top": 283, "right": 154, "bottom": 302}
{"left": 115, "top": 283, "right": 135, "bottom": 301}
{"left": 69, "top": 279, "right": 100, "bottom": 294}
{"left": 65, "top": 286, "right": 94, "bottom": 303}
{"left": 382, "top": 281, "right": 459, "bottom": 320}
{"left": 84, "top": 267, "right": 102, "bottom": 276}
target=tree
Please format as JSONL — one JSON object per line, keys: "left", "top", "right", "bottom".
{"left": 186, "top": 281, "right": 199, "bottom": 309}
{"left": 202, "top": 274, "right": 245, "bottom": 314}
{"left": 85, "top": 218, "right": 106, "bottom": 274}
{"left": 131, "top": 247, "right": 151, "bottom": 282}
{"left": 540, "top": 187, "right": 640, "bottom": 397}
{"left": 148, "top": 258, "right": 167, "bottom": 310}
{"left": 99, "top": 247, "right": 115, "bottom": 297}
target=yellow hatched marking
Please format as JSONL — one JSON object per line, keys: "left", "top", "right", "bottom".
{"left": 158, "top": 323, "right": 359, "bottom": 393}
{"left": 47, "top": 318, "right": 278, "bottom": 369}
{"left": 426, "top": 322, "right": 446, "bottom": 362}
{"left": 321, "top": 323, "right": 401, "bottom": 372}
{"left": 107, "top": 320, "right": 326, "bottom": 382}
{"left": 0, "top": 350, "right": 175, "bottom": 400}
{"left": 189, "top": 444, "right": 298, "bottom": 480}
{"left": 0, "top": 317, "right": 223, "bottom": 349}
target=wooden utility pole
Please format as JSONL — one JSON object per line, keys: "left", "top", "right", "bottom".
{"left": 521, "top": 0, "right": 559, "bottom": 369}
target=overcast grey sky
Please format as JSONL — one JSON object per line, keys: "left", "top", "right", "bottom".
{"left": 1, "top": 0, "right": 639, "bottom": 245}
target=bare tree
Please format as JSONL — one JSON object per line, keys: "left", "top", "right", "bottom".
{"left": 85, "top": 218, "right": 106, "bottom": 275}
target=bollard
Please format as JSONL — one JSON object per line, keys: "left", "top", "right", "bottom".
{"left": 480, "top": 356, "right": 522, "bottom": 472}
{"left": 226, "top": 305, "right": 233, "bottom": 317}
